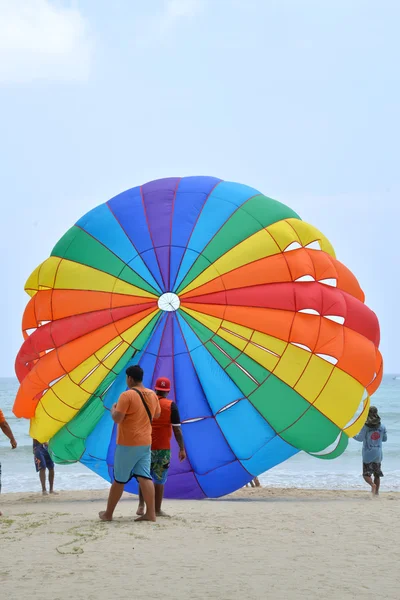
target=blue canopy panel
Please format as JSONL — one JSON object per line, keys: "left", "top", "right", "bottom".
{"left": 174, "top": 180, "right": 261, "bottom": 292}
{"left": 107, "top": 187, "right": 165, "bottom": 291}
{"left": 76, "top": 203, "right": 162, "bottom": 294}
{"left": 169, "top": 176, "right": 222, "bottom": 291}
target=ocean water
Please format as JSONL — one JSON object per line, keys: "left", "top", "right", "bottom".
{"left": 1, "top": 376, "right": 399, "bottom": 494}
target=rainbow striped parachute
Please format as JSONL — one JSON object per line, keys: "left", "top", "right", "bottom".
{"left": 13, "top": 177, "right": 383, "bottom": 498}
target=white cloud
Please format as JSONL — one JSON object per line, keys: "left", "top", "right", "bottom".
{"left": 0, "top": 0, "right": 92, "bottom": 84}
{"left": 136, "top": 0, "right": 205, "bottom": 47}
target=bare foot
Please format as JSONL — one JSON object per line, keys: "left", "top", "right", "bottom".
{"left": 135, "top": 514, "right": 156, "bottom": 522}
{"left": 156, "top": 510, "right": 170, "bottom": 518}
{"left": 371, "top": 484, "right": 377, "bottom": 495}
{"left": 99, "top": 511, "right": 113, "bottom": 521}
{"left": 49, "top": 491, "right": 58, "bottom": 495}
{"left": 42, "top": 490, "right": 48, "bottom": 495}
{"left": 136, "top": 505, "right": 145, "bottom": 516}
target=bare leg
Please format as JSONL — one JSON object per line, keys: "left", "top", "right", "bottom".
{"left": 48, "top": 469, "right": 57, "bottom": 494}
{"left": 374, "top": 476, "right": 380, "bottom": 495}
{"left": 250, "top": 479, "right": 255, "bottom": 488}
{"left": 155, "top": 483, "right": 169, "bottom": 517}
{"left": 39, "top": 469, "right": 47, "bottom": 494}
{"left": 136, "top": 486, "right": 145, "bottom": 516}
{"left": 135, "top": 478, "right": 156, "bottom": 522}
{"left": 363, "top": 475, "right": 377, "bottom": 494}
{"left": 254, "top": 476, "right": 261, "bottom": 487}
{"left": 99, "top": 481, "right": 125, "bottom": 521}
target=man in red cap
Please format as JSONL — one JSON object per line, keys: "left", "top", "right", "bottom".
{"left": 137, "top": 376, "right": 186, "bottom": 517}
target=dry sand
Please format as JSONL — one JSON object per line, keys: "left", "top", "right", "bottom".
{"left": 1, "top": 487, "right": 399, "bottom": 600}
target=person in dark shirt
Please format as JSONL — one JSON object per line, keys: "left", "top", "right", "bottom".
{"left": 354, "top": 406, "right": 387, "bottom": 495}
{"left": 137, "top": 377, "right": 186, "bottom": 517}
{"left": 33, "top": 439, "right": 56, "bottom": 495}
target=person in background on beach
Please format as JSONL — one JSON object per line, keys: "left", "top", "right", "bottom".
{"left": 0, "top": 408, "right": 17, "bottom": 516}
{"left": 33, "top": 439, "right": 56, "bottom": 495}
{"left": 137, "top": 377, "right": 186, "bottom": 518}
{"left": 99, "top": 365, "right": 161, "bottom": 522}
{"left": 246, "top": 477, "right": 261, "bottom": 488}
{"left": 354, "top": 406, "right": 387, "bottom": 495}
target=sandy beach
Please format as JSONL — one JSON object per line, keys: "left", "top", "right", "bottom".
{"left": 1, "top": 488, "right": 399, "bottom": 600}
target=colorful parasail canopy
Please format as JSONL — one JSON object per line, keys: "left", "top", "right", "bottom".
{"left": 13, "top": 176, "right": 383, "bottom": 499}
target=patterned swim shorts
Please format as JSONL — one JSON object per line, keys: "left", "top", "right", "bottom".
{"left": 150, "top": 450, "right": 171, "bottom": 485}
{"left": 363, "top": 462, "right": 383, "bottom": 478}
{"left": 34, "top": 445, "right": 55, "bottom": 472}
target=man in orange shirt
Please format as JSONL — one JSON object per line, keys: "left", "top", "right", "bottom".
{"left": 137, "top": 377, "right": 186, "bottom": 518}
{"left": 0, "top": 408, "right": 17, "bottom": 516}
{"left": 99, "top": 365, "right": 160, "bottom": 522}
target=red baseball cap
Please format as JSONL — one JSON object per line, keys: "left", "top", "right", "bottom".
{"left": 155, "top": 377, "right": 171, "bottom": 392}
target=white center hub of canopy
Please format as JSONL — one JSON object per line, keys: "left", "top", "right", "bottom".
{"left": 158, "top": 292, "right": 180, "bottom": 312}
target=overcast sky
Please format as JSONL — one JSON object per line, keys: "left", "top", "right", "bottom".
{"left": 0, "top": 0, "right": 399, "bottom": 376}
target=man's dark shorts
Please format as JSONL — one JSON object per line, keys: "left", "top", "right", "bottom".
{"left": 363, "top": 462, "right": 383, "bottom": 478}
{"left": 34, "top": 445, "right": 54, "bottom": 472}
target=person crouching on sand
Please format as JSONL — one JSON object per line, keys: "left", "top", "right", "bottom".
{"left": 353, "top": 406, "right": 387, "bottom": 495}
{"left": 33, "top": 439, "right": 57, "bottom": 495}
{"left": 0, "top": 408, "right": 17, "bottom": 517}
{"left": 99, "top": 365, "right": 161, "bottom": 522}
{"left": 137, "top": 377, "right": 186, "bottom": 518}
